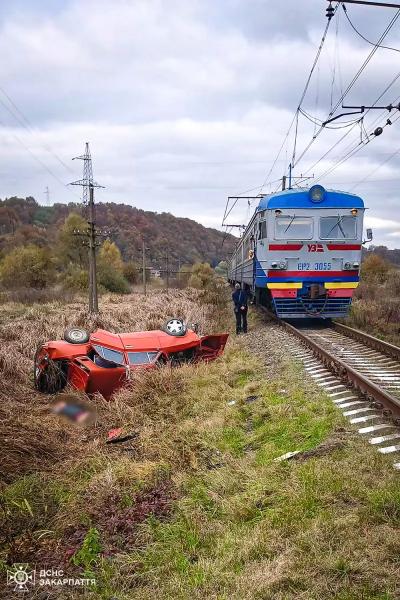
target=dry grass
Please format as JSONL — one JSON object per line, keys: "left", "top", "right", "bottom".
{"left": 345, "top": 271, "right": 400, "bottom": 345}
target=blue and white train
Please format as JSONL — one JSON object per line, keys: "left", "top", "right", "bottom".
{"left": 227, "top": 185, "right": 370, "bottom": 319}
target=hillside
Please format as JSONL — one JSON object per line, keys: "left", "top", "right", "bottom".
{"left": 0, "top": 197, "right": 236, "bottom": 268}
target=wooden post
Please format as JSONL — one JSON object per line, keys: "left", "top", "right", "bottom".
{"left": 88, "top": 184, "right": 98, "bottom": 313}
{"left": 142, "top": 238, "right": 147, "bottom": 296}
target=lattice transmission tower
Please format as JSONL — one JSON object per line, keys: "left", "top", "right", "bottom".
{"left": 70, "top": 142, "right": 105, "bottom": 314}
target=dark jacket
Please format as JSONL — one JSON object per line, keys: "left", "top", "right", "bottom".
{"left": 232, "top": 289, "right": 250, "bottom": 311}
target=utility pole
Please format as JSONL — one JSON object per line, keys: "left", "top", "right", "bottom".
{"left": 70, "top": 142, "right": 104, "bottom": 315}
{"left": 142, "top": 239, "right": 147, "bottom": 296}
{"left": 165, "top": 249, "right": 170, "bottom": 291}
{"left": 282, "top": 175, "right": 287, "bottom": 191}
{"left": 177, "top": 256, "right": 181, "bottom": 284}
{"left": 166, "top": 250, "right": 170, "bottom": 291}
{"left": 44, "top": 186, "right": 50, "bottom": 205}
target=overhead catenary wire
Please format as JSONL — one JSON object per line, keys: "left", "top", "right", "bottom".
{"left": 301, "top": 71, "right": 400, "bottom": 179}
{"left": 342, "top": 3, "right": 400, "bottom": 53}
{"left": 255, "top": 5, "right": 339, "bottom": 197}
{"left": 313, "top": 111, "right": 400, "bottom": 183}
{"left": 293, "top": 7, "right": 400, "bottom": 170}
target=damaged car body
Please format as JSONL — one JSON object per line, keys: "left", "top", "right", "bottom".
{"left": 34, "top": 319, "right": 228, "bottom": 398}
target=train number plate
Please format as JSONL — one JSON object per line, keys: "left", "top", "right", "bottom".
{"left": 297, "top": 262, "right": 332, "bottom": 271}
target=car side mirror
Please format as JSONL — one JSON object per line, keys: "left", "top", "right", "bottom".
{"left": 366, "top": 228, "right": 373, "bottom": 241}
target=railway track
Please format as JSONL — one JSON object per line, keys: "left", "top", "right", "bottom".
{"left": 260, "top": 308, "right": 400, "bottom": 469}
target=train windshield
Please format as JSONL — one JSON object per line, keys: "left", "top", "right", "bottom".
{"left": 275, "top": 216, "right": 313, "bottom": 239}
{"left": 320, "top": 216, "right": 357, "bottom": 239}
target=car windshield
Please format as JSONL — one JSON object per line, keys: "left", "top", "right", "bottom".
{"left": 275, "top": 216, "right": 313, "bottom": 239}
{"left": 128, "top": 351, "right": 158, "bottom": 365}
{"left": 93, "top": 345, "right": 125, "bottom": 365}
{"left": 320, "top": 216, "right": 357, "bottom": 239}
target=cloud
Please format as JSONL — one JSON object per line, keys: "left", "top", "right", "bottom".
{"left": 0, "top": 0, "right": 400, "bottom": 247}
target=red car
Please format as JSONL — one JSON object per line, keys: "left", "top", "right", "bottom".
{"left": 34, "top": 319, "right": 228, "bottom": 399}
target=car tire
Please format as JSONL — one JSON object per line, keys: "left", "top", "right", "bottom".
{"left": 164, "top": 318, "right": 187, "bottom": 337}
{"left": 34, "top": 348, "right": 67, "bottom": 394}
{"left": 64, "top": 327, "right": 90, "bottom": 344}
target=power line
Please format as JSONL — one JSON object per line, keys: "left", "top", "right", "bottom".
{"left": 0, "top": 117, "right": 77, "bottom": 193}
{"left": 0, "top": 86, "right": 74, "bottom": 173}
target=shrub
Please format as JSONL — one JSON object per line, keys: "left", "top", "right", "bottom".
{"left": 63, "top": 266, "right": 89, "bottom": 292}
{"left": 123, "top": 261, "right": 141, "bottom": 284}
{"left": 188, "top": 263, "right": 215, "bottom": 289}
{"left": 361, "top": 253, "right": 391, "bottom": 284}
{"left": 0, "top": 245, "right": 54, "bottom": 289}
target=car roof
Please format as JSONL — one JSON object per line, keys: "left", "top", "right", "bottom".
{"left": 90, "top": 328, "right": 201, "bottom": 352}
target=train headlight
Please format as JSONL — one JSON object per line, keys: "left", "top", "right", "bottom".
{"left": 353, "top": 261, "right": 360, "bottom": 269}
{"left": 309, "top": 185, "right": 325, "bottom": 203}
{"left": 271, "top": 261, "right": 278, "bottom": 269}
{"left": 351, "top": 208, "right": 358, "bottom": 216}
{"left": 279, "top": 261, "right": 287, "bottom": 270}
{"left": 344, "top": 262, "right": 352, "bottom": 270}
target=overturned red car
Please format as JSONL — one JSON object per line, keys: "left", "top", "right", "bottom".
{"left": 34, "top": 319, "right": 228, "bottom": 399}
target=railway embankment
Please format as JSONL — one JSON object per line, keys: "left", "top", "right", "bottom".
{"left": 0, "top": 295, "right": 399, "bottom": 599}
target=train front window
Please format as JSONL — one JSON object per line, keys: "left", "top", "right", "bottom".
{"left": 275, "top": 216, "right": 313, "bottom": 239}
{"left": 320, "top": 216, "right": 357, "bottom": 239}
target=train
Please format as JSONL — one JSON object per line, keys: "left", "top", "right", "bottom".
{"left": 227, "top": 185, "right": 371, "bottom": 319}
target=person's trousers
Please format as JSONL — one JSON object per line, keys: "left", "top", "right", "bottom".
{"left": 235, "top": 307, "right": 248, "bottom": 333}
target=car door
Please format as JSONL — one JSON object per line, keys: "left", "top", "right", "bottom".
{"left": 197, "top": 334, "right": 229, "bottom": 361}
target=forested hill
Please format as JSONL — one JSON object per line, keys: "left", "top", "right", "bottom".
{"left": 0, "top": 197, "right": 236, "bottom": 266}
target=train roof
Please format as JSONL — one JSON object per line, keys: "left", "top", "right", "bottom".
{"left": 256, "top": 186, "right": 364, "bottom": 211}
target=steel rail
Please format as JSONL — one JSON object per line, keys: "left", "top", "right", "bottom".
{"left": 280, "top": 319, "right": 400, "bottom": 420}
{"left": 332, "top": 321, "right": 400, "bottom": 361}
{"left": 258, "top": 306, "right": 400, "bottom": 420}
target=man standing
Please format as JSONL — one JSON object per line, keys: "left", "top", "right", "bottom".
{"left": 232, "top": 283, "right": 249, "bottom": 335}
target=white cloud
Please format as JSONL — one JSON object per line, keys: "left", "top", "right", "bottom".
{"left": 0, "top": 0, "right": 400, "bottom": 246}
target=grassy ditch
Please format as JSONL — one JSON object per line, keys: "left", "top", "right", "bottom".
{"left": 0, "top": 295, "right": 399, "bottom": 599}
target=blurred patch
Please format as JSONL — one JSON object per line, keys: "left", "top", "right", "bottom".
{"left": 52, "top": 395, "right": 92, "bottom": 423}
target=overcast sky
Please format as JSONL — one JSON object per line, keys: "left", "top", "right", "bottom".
{"left": 1, "top": 0, "right": 400, "bottom": 247}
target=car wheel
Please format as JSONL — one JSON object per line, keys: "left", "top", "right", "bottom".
{"left": 34, "top": 348, "right": 67, "bottom": 394}
{"left": 164, "top": 318, "right": 187, "bottom": 337}
{"left": 64, "top": 327, "right": 89, "bottom": 344}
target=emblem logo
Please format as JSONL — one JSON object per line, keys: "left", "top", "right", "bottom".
{"left": 307, "top": 243, "right": 324, "bottom": 252}
{"left": 7, "top": 564, "right": 35, "bottom": 592}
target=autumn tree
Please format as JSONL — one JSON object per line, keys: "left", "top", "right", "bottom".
{"left": 0, "top": 245, "right": 54, "bottom": 289}
{"left": 97, "top": 239, "right": 129, "bottom": 293}
{"left": 56, "top": 212, "right": 88, "bottom": 268}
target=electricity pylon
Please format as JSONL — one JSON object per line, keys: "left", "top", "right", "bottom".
{"left": 70, "top": 142, "right": 105, "bottom": 314}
